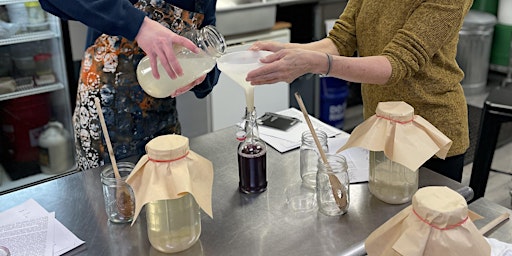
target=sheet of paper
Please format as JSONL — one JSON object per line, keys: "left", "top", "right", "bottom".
{"left": 0, "top": 199, "right": 85, "bottom": 255}
{"left": 258, "top": 108, "right": 347, "bottom": 153}
{"left": 0, "top": 212, "right": 55, "bottom": 256}
{"left": 329, "top": 136, "right": 369, "bottom": 183}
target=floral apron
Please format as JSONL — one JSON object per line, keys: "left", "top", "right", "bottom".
{"left": 73, "top": 0, "right": 205, "bottom": 171}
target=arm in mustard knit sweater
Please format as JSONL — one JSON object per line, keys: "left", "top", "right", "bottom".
{"left": 246, "top": 39, "right": 392, "bottom": 85}
{"left": 246, "top": 0, "right": 471, "bottom": 88}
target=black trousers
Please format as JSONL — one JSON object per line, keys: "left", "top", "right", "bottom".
{"left": 421, "top": 154, "right": 465, "bottom": 182}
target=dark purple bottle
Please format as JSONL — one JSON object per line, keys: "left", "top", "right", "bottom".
{"left": 238, "top": 143, "right": 267, "bottom": 193}
{"left": 236, "top": 107, "right": 267, "bottom": 194}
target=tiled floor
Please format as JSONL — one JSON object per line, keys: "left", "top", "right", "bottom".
{"left": 464, "top": 80, "right": 512, "bottom": 209}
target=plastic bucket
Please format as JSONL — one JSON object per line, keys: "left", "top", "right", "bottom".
{"left": 456, "top": 10, "right": 497, "bottom": 95}
{"left": 0, "top": 93, "right": 50, "bottom": 177}
{"left": 319, "top": 76, "right": 349, "bottom": 129}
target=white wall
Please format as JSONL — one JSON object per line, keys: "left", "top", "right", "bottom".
{"left": 67, "top": 20, "right": 87, "bottom": 61}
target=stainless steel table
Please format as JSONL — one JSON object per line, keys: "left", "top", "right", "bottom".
{"left": 0, "top": 126, "right": 508, "bottom": 256}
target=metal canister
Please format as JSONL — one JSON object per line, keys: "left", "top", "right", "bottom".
{"left": 456, "top": 10, "right": 497, "bottom": 95}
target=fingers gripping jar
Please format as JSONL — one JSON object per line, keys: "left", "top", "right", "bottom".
{"left": 136, "top": 25, "right": 226, "bottom": 98}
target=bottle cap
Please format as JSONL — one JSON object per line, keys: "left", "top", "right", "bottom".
{"left": 24, "top": 1, "right": 41, "bottom": 7}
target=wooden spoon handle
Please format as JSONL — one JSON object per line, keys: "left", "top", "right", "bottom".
{"left": 94, "top": 98, "right": 120, "bottom": 179}
{"left": 94, "top": 97, "right": 133, "bottom": 218}
{"left": 479, "top": 212, "right": 510, "bottom": 235}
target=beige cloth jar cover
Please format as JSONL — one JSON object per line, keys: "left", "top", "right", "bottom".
{"left": 126, "top": 134, "right": 214, "bottom": 223}
{"left": 336, "top": 101, "right": 452, "bottom": 171}
{"left": 365, "top": 186, "right": 491, "bottom": 256}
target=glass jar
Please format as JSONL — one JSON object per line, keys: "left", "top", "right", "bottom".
{"left": 100, "top": 162, "right": 136, "bottom": 223}
{"left": 368, "top": 151, "right": 418, "bottom": 204}
{"left": 300, "top": 130, "right": 328, "bottom": 188}
{"left": 136, "top": 25, "right": 226, "bottom": 98}
{"left": 146, "top": 194, "right": 201, "bottom": 253}
{"left": 316, "top": 154, "right": 349, "bottom": 216}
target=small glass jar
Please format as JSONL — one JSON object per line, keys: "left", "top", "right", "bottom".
{"left": 100, "top": 162, "right": 136, "bottom": 223}
{"left": 368, "top": 151, "right": 418, "bottom": 204}
{"left": 300, "top": 130, "right": 328, "bottom": 188}
{"left": 316, "top": 154, "right": 350, "bottom": 216}
{"left": 146, "top": 194, "right": 201, "bottom": 253}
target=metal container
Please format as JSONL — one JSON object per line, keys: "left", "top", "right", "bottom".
{"left": 456, "top": 10, "right": 497, "bottom": 95}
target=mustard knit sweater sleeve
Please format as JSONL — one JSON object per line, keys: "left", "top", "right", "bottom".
{"left": 327, "top": 0, "right": 473, "bottom": 157}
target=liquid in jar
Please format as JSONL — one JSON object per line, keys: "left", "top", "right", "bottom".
{"left": 368, "top": 151, "right": 418, "bottom": 204}
{"left": 146, "top": 194, "right": 201, "bottom": 253}
{"left": 137, "top": 51, "right": 216, "bottom": 98}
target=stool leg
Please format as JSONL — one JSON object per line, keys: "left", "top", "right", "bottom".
{"left": 469, "top": 107, "right": 501, "bottom": 201}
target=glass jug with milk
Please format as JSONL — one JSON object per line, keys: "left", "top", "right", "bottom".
{"left": 136, "top": 25, "right": 226, "bottom": 98}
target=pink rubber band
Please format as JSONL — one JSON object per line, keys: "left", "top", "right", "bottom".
{"left": 148, "top": 151, "right": 189, "bottom": 163}
{"left": 376, "top": 114, "right": 414, "bottom": 124}
{"left": 413, "top": 209, "right": 468, "bottom": 230}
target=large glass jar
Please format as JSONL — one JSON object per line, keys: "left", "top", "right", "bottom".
{"left": 368, "top": 151, "right": 418, "bottom": 204}
{"left": 136, "top": 25, "right": 226, "bottom": 98}
{"left": 146, "top": 193, "right": 201, "bottom": 253}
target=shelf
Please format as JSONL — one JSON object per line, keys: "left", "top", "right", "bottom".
{"left": 0, "top": 0, "right": 35, "bottom": 5}
{"left": 0, "top": 163, "right": 78, "bottom": 195}
{"left": 0, "top": 30, "right": 57, "bottom": 46}
{"left": 0, "top": 82, "right": 64, "bottom": 101}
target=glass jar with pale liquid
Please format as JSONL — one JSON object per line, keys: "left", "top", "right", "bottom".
{"left": 146, "top": 193, "right": 201, "bottom": 253}
{"left": 368, "top": 151, "right": 418, "bottom": 204}
{"left": 137, "top": 25, "right": 226, "bottom": 98}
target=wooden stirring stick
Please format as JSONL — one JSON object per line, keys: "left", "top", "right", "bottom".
{"left": 479, "top": 212, "right": 510, "bottom": 235}
{"left": 294, "top": 92, "right": 347, "bottom": 210}
{"left": 94, "top": 97, "right": 133, "bottom": 218}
